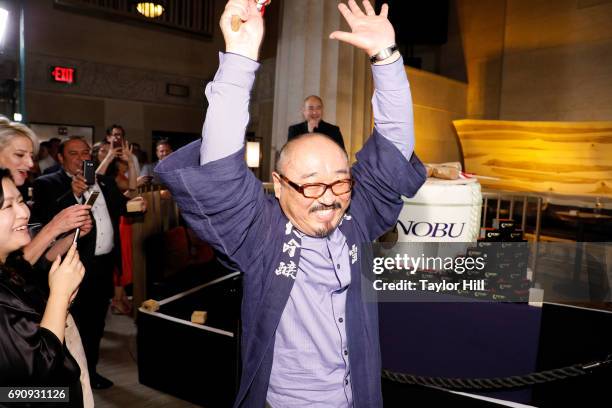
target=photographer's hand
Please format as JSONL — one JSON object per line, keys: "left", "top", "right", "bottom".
{"left": 71, "top": 174, "right": 89, "bottom": 199}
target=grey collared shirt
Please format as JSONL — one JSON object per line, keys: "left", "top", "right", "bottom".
{"left": 267, "top": 227, "right": 353, "bottom": 407}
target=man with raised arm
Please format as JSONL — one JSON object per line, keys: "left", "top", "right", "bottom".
{"left": 156, "top": 0, "right": 426, "bottom": 406}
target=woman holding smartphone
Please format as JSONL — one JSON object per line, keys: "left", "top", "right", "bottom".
{"left": 0, "top": 168, "right": 93, "bottom": 407}
{"left": 0, "top": 117, "right": 93, "bottom": 266}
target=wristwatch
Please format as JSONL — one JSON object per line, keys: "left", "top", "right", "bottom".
{"left": 369, "top": 44, "right": 399, "bottom": 64}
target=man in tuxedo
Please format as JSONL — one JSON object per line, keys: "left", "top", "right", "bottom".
{"left": 287, "top": 95, "right": 346, "bottom": 150}
{"left": 32, "top": 136, "right": 126, "bottom": 390}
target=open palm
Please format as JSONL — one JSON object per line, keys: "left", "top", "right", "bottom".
{"left": 330, "top": 0, "right": 395, "bottom": 57}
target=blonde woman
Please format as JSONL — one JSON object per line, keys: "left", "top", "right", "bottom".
{"left": 0, "top": 117, "right": 92, "bottom": 265}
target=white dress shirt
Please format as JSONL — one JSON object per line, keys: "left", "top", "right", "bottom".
{"left": 83, "top": 185, "right": 114, "bottom": 256}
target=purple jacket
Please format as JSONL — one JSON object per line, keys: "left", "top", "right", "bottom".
{"left": 156, "top": 130, "right": 426, "bottom": 407}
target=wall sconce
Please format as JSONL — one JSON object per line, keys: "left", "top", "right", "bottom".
{"left": 133, "top": 1, "right": 166, "bottom": 18}
{"left": 246, "top": 141, "right": 261, "bottom": 168}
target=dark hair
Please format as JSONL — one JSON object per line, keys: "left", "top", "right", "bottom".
{"left": 0, "top": 167, "right": 13, "bottom": 208}
{"left": 106, "top": 124, "right": 125, "bottom": 136}
{"left": 156, "top": 138, "right": 171, "bottom": 148}
{"left": 58, "top": 136, "right": 88, "bottom": 156}
{"left": 0, "top": 251, "right": 33, "bottom": 288}
{"left": 0, "top": 168, "right": 29, "bottom": 288}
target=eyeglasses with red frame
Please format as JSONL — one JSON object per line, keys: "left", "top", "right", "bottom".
{"left": 278, "top": 174, "right": 354, "bottom": 199}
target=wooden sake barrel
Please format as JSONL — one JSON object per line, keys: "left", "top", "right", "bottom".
{"left": 398, "top": 178, "right": 482, "bottom": 242}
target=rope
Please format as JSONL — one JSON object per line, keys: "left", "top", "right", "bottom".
{"left": 470, "top": 181, "right": 482, "bottom": 242}
{"left": 381, "top": 354, "right": 612, "bottom": 391}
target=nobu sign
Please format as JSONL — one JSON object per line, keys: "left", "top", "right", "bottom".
{"left": 51, "top": 66, "right": 76, "bottom": 84}
{"left": 397, "top": 220, "right": 466, "bottom": 239}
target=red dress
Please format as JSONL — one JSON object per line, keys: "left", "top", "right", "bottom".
{"left": 115, "top": 215, "right": 133, "bottom": 287}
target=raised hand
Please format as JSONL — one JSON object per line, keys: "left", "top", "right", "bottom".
{"left": 106, "top": 140, "right": 119, "bottom": 161}
{"left": 220, "top": 0, "right": 265, "bottom": 61}
{"left": 329, "top": 0, "right": 395, "bottom": 58}
{"left": 119, "top": 140, "right": 132, "bottom": 162}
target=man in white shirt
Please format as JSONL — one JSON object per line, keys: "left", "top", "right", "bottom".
{"left": 32, "top": 136, "right": 128, "bottom": 390}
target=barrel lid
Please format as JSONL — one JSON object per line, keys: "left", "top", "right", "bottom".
{"left": 422, "top": 177, "right": 478, "bottom": 186}
{"left": 402, "top": 178, "right": 481, "bottom": 205}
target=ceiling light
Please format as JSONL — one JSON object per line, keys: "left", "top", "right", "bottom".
{"left": 135, "top": 2, "right": 165, "bottom": 19}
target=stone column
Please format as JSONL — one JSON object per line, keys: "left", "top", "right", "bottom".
{"left": 269, "top": 0, "right": 373, "bottom": 176}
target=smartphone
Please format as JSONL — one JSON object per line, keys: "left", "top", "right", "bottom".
{"left": 85, "top": 190, "right": 100, "bottom": 207}
{"left": 82, "top": 160, "right": 95, "bottom": 185}
{"left": 72, "top": 191, "right": 100, "bottom": 244}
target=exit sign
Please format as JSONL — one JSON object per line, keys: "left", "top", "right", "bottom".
{"left": 50, "top": 66, "right": 76, "bottom": 84}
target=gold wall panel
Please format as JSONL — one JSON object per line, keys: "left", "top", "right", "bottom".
{"left": 454, "top": 119, "right": 612, "bottom": 197}
{"left": 405, "top": 67, "right": 467, "bottom": 164}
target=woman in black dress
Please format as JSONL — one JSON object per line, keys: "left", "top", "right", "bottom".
{"left": 0, "top": 168, "right": 90, "bottom": 407}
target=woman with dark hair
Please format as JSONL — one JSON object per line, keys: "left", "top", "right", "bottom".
{"left": 0, "top": 168, "right": 93, "bottom": 407}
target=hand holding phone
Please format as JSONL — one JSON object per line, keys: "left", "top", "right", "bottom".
{"left": 109, "top": 139, "right": 124, "bottom": 158}
{"left": 73, "top": 191, "right": 100, "bottom": 245}
{"left": 71, "top": 174, "right": 88, "bottom": 199}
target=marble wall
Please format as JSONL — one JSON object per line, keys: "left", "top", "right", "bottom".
{"left": 441, "top": 0, "right": 506, "bottom": 120}
{"left": 271, "top": 0, "right": 374, "bottom": 176}
{"left": 23, "top": 0, "right": 279, "bottom": 160}
{"left": 445, "top": 0, "right": 612, "bottom": 121}
{"left": 500, "top": 0, "right": 612, "bottom": 121}
{"left": 270, "top": 0, "right": 468, "bottom": 172}
{"left": 407, "top": 67, "right": 467, "bottom": 165}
